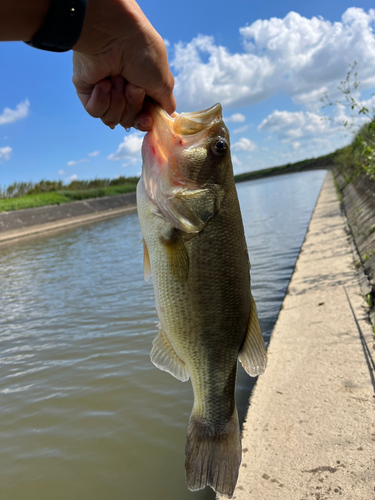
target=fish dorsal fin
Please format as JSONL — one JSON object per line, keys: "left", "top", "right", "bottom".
{"left": 160, "top": 228, "right": 189, "bottom": 283}
{"left": 150, "top": 325, "right": 190, "bottom": 382}
{"left": 142, "top": 239, "right": 152, "bottom": 281}
{"left": 238, "top": 294, "right": 267, "bottom": 376}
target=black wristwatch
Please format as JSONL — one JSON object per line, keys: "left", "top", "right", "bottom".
{"left": 25, "top": 0, "right": 89, "bottom": 52}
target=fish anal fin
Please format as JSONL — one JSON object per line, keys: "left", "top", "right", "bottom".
{"left": 142, "top": 239, "right": 152, "bottom": 281}
{"left": 160, "top": 228, "right": 189, "bottom": 283}
{"left": 150, "top": 325, "right": 189, "bottom": 382}
{"left": 238, "top": 293, "right": 267, "bottom": 377}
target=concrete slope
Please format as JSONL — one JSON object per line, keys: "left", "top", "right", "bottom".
{"left": 220, "top": 171, "right": 375, "bottom": 500}
{"left": 0, "top": 192, "right": 137, "bottom": 243}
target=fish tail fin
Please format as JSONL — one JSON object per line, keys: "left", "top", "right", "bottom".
{"left": 185, "top": 412, "right": 241, "bottom": 499}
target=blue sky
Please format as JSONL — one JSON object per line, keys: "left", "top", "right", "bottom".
{"left": 1, "top": 0, "right": 375, "bottom": 188}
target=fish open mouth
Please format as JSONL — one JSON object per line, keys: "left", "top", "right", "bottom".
{"left": 171, "top": 103, "right": 223, "bottom": 135}
{"left": 148, "top": 102, "right": 223, "bottom": 137}
{"left": 143, "top": 102, "right": 223, "bottom": 168}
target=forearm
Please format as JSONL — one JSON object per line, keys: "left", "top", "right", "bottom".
{"left": 0, "top": 0, "right": 50, "bottom": 41}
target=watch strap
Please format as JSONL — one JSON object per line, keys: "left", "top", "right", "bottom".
{"left": 25, "top": 0, "right": 89, "bottom": 52}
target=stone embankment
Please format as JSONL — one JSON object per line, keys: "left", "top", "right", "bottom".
{"left": 218, "top": 171, "right": 375, "bottom": 500}
{"left": 0, "top": 191, "right": 136, "bottom": 243}
{"left": 334, "top": 170, "right": 375, "bottom": 296}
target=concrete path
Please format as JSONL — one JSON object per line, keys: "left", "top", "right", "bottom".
{"left": 222, "top": 171, "right": 375, "bottom": 500}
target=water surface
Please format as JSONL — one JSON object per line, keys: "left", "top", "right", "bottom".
{"left": 0, "top": 170, "right": 327, "bottom": 500}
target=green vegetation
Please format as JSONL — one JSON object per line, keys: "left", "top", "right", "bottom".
{"left": 1, "top": 155, "right": 337, "bottom": 213}
{"left": 0, "top": 176, "right": 138, "bottom": 213}
{"left": 0, "top": 192, "right": 71, "bottom": 212}
{"left": 322, "top": 61, "right": 375, "bottom": 183}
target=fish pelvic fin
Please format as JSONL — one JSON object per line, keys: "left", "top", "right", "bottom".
{"left": 150, "top": 325, "right": 190, "bottom": 382}
{"left": 185, "top": 413, "right": 241, "bottom": 499}
{"left": 238, "top": 293, "right": 267, "bottom": 376}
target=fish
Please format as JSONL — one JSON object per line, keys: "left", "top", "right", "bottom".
{"left": 136, "top": 102, "right": 267, "bottom": 498}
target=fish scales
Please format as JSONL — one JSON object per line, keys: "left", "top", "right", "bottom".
{"left": 137, "top": 102, "right": 267, "bottom": 498}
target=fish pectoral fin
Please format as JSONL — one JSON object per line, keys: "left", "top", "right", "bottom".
{"left": 169, "top": 185, "right": 224, "bottom": 233}
{"left": 142, "top": 239, "right": 152, "bottom": 281}
{"left": 150, "top": 326, "right": 190, "bottom": 382}
{"left": 238, "top": 293, "right": 267, "bottom": 377}
{"left": 160, "top": 228, "right": 189, "bottom": 283}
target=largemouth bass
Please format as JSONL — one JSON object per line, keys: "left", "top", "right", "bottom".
{"left": 136, "top": 102, "right": 267, "bottom": 498}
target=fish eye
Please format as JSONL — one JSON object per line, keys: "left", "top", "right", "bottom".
{"left": 211, "top": 137, "right": 228, "bottom": 157}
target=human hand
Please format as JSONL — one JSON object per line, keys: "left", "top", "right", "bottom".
{"left": 72, "top": 0, "right": 176, "bottom": 131}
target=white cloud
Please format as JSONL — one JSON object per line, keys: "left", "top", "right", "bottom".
{"left": 67, "top": 174, "right": 78, "bottom": 182}
{"left": 89, "top": 150, "right": 100, "bottom": 157}
{"left": 122, "top": 159, "right": 139, "bottom": 168}
{"left": 0, "top": 146, "right": 12, "bottom": 162}
{"left": 224, "top": 113, "right": 246, "bottom": 123}
{"left": 0, "top": 100, "right": 30, "bottom": 125}
{"left": 58, "top": 170, "right": 66, "bottom": 175}
{"left": 232, "top": 155, "right": 242, "bottom": 167}
{"left": 258, "top": 109, "right": 338, "bottom": 141}
{"left": 232, "top": 137, "right": 257, "bottom": 152}
{"left": 233, "top": 125, "right": 248, "bottom": 134}
{"left": 108, "top": 132, "right": 143, "bottom": 165}
{"left": 172, "top": 9, "right": 375, "bottom": 110}
{"left": 67, "top": 158, "right": 89, "bottom": 166}
{"left": 292, "top": 141, "right": 301, "bottom": 150}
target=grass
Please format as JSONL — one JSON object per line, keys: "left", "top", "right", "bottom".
{"left": 0, "top": 183, "right": 136, "bottom": 213}
{"left": 0, "top": 147, "right": 349, "bottom": 214}
{"left": 0, "top": 151, "right": 335, "bottom": 213}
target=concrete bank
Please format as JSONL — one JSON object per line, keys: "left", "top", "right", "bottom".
{"left": 221, "top": 171, "right": 375, "bottom": 500}
{"left": 334, "top": 170, "right": 375, "bottom": 291}
{"left": 0, "top": 191, "right": 136, "bottom": 243}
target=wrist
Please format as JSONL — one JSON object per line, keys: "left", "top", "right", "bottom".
{"left": 73, "top": 0, "right": 148, "bottom": 54}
